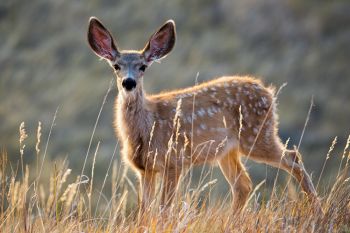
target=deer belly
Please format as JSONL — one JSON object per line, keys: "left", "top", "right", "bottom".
{"left": 189, "top": 135, "right": 238, "bottom": 164}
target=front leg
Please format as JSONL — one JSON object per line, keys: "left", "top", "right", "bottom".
{"left": 139, "top": 170, "right": 157, "bottom": 213}
{"left": 160, "top": 168, "right": 181, "bottom": 208}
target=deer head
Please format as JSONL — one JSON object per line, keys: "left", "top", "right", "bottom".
{"left": 87, "top": 17, "right": 176, "bottom": 96}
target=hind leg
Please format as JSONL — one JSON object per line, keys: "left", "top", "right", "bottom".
{"left": 247, "top": 138, "right": 318, "bottom": 199}
{"left": 270, "top": 146, "right": 323, "bottom": 212}
{"left": 218, "top": 149, "right": 253, "bottom": 211}
{"left": 281, "top": 149, "right": 317, "bottom": 197}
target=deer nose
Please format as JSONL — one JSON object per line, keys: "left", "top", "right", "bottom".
{"left": 122, "top": 78, "right": 137, "bottom": 91}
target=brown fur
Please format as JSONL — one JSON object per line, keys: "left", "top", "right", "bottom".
{"left": 87, "top": 17, "right": 319, "bottom": 212}
{"left": 115, "top": 75, "right": 318, "bottom": 209}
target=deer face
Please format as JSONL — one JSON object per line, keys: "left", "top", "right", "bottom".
{"left": 112, "top": 52, "right": 146, "bottom": 92}
{"left": 87, "top": 17, "right": 176, "bottom": 93}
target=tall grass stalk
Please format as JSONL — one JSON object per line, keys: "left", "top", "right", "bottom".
{"left": 316, "top": 136, "right": 338, "bottom": 190}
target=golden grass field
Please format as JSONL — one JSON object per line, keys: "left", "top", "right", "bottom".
{"left": 1, "top": 1, "right": 350, "bottom": 232}
{"left": 1, "top": 116, "right": 350, "bottom": 233}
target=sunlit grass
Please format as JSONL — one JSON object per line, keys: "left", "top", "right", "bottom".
{"left": 1, "top": 118, "right": 350, "bottom": 233}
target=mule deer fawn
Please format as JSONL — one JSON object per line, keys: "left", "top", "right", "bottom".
{"left": 87, "top": 17, "right": 319, "bottom": 211}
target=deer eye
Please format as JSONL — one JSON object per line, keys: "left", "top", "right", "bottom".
{"left": 139, "top": 64, "right": 147, "bottom": 72}
{"left": 113, "top": 64, "right": 120, "bottom": 70}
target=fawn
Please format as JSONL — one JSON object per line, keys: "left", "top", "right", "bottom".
{"left": 87, "top": 17, "right": 319, "bottom": 211}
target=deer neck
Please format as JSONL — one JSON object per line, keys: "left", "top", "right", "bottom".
{"left": 116, "top": 83, "right": 154, "bottom": 145}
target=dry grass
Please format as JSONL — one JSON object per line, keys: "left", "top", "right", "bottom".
{"left": 1, "top": 120, "right": 350, "bottom": 233}
{"left": 1, "top": 85, "right": 350, "bottom": 232}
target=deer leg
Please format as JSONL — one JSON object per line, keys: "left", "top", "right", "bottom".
{"left": 160, "top": 167, "right": 181, "bottom": 208}
{"left": 248, "top": 139, "right": 318, "bottom": 199}
{"left": 218, "top": 149, "right": 252, "bottom": 211}
{"left": 139, "top": 170, "right": 157, "bottom": 213}
{"left": 281, "top": 149, "right": 318, "bottom": 197}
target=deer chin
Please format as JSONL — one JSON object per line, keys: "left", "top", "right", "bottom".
{"left": 121, "top": 88, "right": 135, "bottom": 98}
{"left": 120, "top": 86, "right": 142, "bottom": 102}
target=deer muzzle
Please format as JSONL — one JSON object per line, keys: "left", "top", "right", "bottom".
{"left": 122, "top": 78, "right": 137, "bottom": 91}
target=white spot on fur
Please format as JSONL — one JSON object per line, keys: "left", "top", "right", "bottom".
{"left": 197, "top": 110, "right": 203, "bottom": 117}
{"left": 207, "top": 108, "right": 214, "bottom": 117}
{"left": 265, "top": 130, "right": 271, "bottom": 142}
{"left": 227, "top": 98, "right": 234, "bottom": 105}
{"left": 261, "top": 96, "right": 267, "bottom": 105}
{"left": 253, "top": 84, "right": 261, "bottom": 90}
{"left": 210, "top": 87, "right": 216, "bottom": 91}
{"left": 241, "top": 104, "right": 246, "bottom": 112}
{"left": 257, "top": 110, "right": 265, "bottom": 116}
{"left": 210, "top": 127, "right": 226, "bottom": 133}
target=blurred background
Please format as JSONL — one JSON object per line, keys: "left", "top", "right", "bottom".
{"left": 1, "top": 0, "right": 350, "bottom": 202}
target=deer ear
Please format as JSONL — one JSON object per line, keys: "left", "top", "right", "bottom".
{"left": 87, "top": 17, "right": 119, "bottom": 61}
{"left": 143, "top": 20, "right": 176, "bottom": 62}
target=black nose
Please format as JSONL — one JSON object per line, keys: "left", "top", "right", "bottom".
{"left": 122, "top": 78, "right": 137, "bottom": 91}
